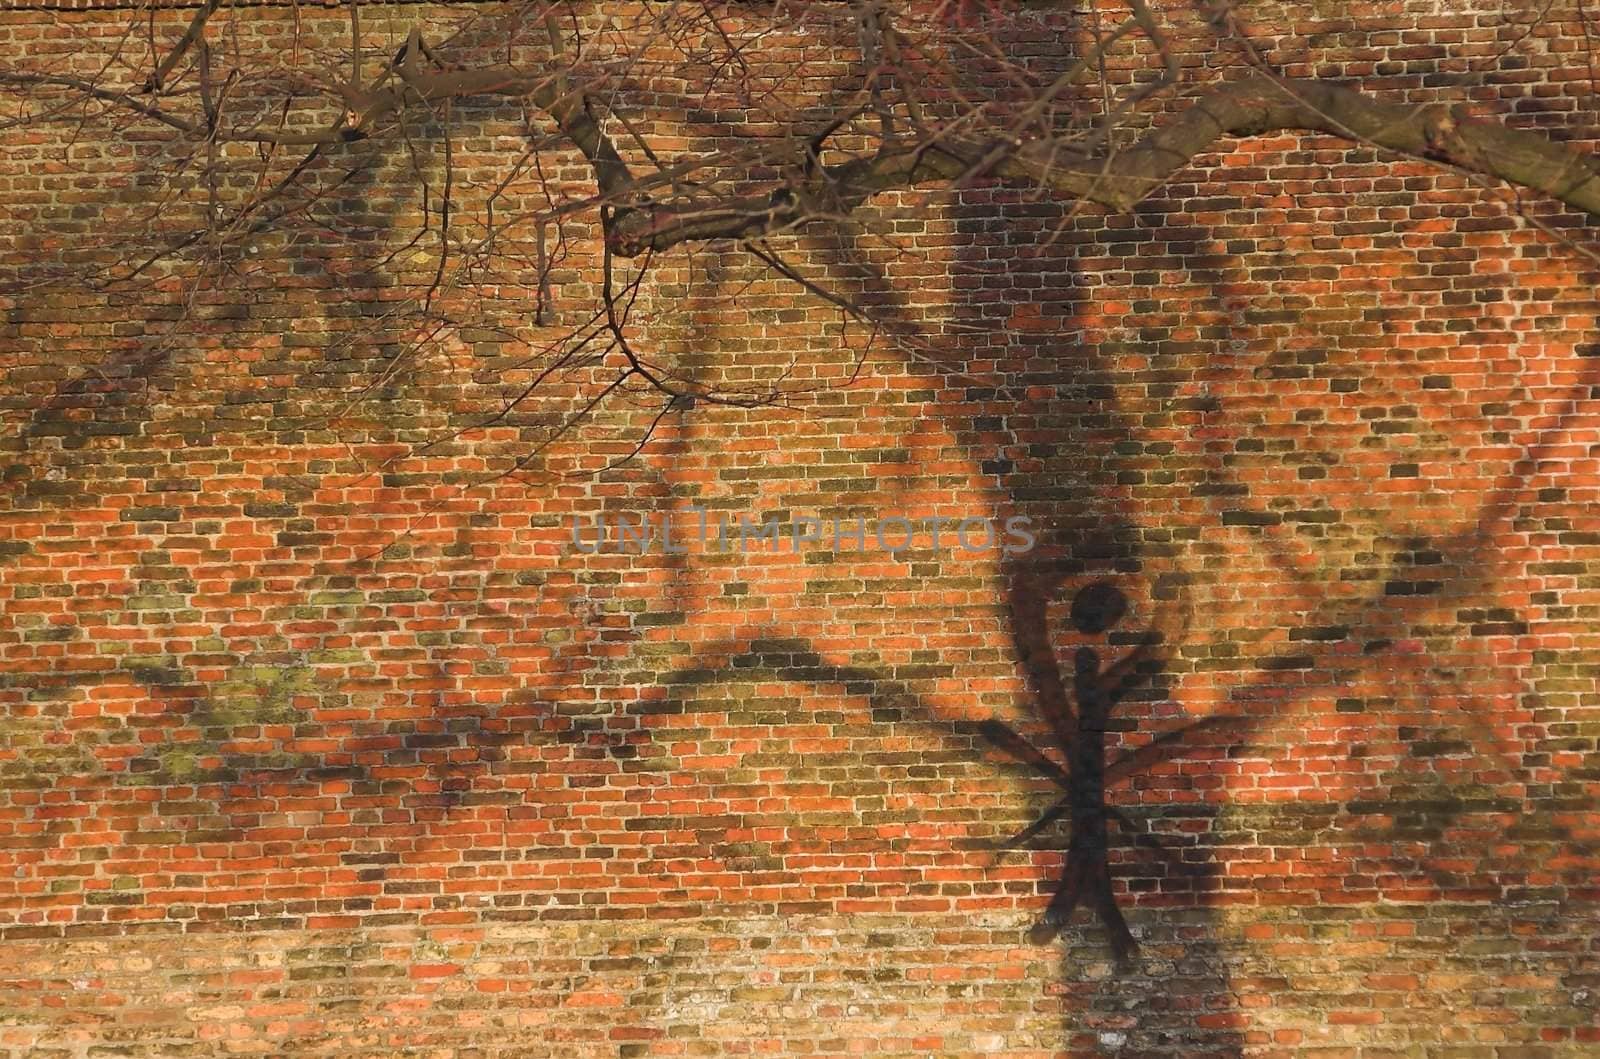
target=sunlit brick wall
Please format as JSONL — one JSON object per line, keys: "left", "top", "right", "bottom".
{"left": 0, "top": 1, "right": 1597, "bottom": 1055}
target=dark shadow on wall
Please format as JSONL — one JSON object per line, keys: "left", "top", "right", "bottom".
{"left": 702, "top": 168, "right": 1252, "bottom": 1045}
{"left": 644, "top": 174, "right": 1255, "bottom": 1048}
{"left": 769, "top": 147, "right": 1600, "bottom": 1050}
{"left": 926, "top": 180, "right": 1248, "bottom": 1051}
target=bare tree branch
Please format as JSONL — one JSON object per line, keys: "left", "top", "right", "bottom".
{"left": 143, "top": 0, "right": 223, "bottom": 93}
{"left": 607, "top": 75, "right": 1600, "bottom": 254}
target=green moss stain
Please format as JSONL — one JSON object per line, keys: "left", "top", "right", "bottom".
{"left": 129, "top": 660, "right": 334, "bottom": 784}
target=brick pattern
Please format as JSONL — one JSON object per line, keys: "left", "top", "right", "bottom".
{"left": 0, "top": 1, "right": 1598, "bottom": 1055}
{"left": 0, "top": 906, "right": 1594, "bottom": 1057}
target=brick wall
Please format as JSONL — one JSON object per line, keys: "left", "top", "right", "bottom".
{"left": 0, "top": 1, "right": 1597, "bottom": 1055}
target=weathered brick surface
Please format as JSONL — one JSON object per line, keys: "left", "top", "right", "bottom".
{"left": 0, "top": 906, "right": 1595, "bottom": 1057}
{"left": 1, "top": 0, "right": 1598, "bottom": 1055}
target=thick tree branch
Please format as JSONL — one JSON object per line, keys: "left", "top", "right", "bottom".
{"left": 605, "top": 75, "right": 1600, "bottom": 255}
{"left": 0, "top": 70, "right": 201, "bottom": 134}
{"left": 143, "top": 0, "right": 223, "bottom": 93}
